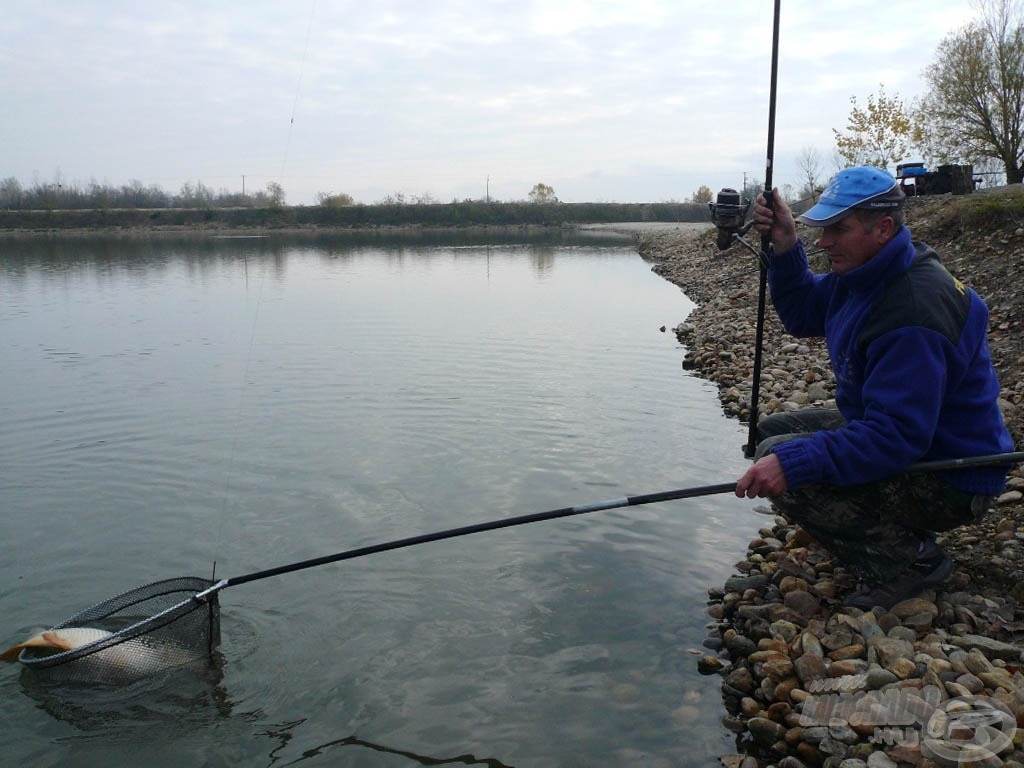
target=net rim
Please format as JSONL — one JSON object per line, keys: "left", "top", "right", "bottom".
{"left": 18, "top": 576, "right": 218, "bottom": 671}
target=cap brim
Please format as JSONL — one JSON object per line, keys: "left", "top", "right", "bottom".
{"left": 798, "top": 181, "right": 905, "bottom": 227}
{"left": 796, "top": 202, "right": 856, "bottom": 227}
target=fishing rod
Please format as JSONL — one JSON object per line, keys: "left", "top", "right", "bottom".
{"left": 198, "top": 449, "right": 1024, "bottom": 597}
{"left": 746, "top": 0, "right": 782, "bottom": 459}
{"left": 14, "top": 450, "right": 1021, "bottom": 681}
{"left": 707, "top": 0, "right": 782, "bottom": 459}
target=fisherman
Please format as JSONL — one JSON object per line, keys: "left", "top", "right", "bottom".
{"left": 734, "top": 166, "right": 1014, "bottom": 609}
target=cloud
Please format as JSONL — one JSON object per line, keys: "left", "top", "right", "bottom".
{"left": 0, "top": 0, "right": 978, "bottom": 204}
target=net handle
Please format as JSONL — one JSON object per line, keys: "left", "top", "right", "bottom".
{"left": 202, "top": 450, "right": 1024, "bottom": 594}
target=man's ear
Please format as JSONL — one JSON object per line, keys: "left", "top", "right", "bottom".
{"left": 875, "top": 215, "right": 898, "bottom": 243}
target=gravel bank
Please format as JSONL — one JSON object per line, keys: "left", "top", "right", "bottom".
{"left": 639, "top": 188, "right": 1024, "bottom": 767}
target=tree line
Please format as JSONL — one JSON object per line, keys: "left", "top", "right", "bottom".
{"left": 0, "top": 177, "right": 289, "bottom": 212}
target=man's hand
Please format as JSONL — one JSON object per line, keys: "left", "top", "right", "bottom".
{"left": 752, "top": 188, "right": 798, "bottom": 253}
{"left": 735, "top": 453, "right": 789, "bottom": 498}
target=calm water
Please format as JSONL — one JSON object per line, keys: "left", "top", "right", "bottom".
{"left": 0, "top": 231, "right": 756, "bottom": 767}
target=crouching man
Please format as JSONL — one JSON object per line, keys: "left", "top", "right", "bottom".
{"left": 735, "top": 166, "right": 1013, "bottom": 609}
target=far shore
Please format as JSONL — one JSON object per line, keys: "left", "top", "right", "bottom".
{"left": 0, "top": 220, "right": 714, "bottom": 241}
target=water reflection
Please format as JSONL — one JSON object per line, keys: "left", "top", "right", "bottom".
{"left": 259, "top": 722, "right": 516, "bottom": 767}
{"left": 0, "top": 229, "right": 635, "bottom": 284}
{"left": 18, "top": 656, "right": 231, "bottom": 732}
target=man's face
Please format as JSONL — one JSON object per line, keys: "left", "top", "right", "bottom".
{"left": 816, "top": 213, "right": 894, "bottom": 276}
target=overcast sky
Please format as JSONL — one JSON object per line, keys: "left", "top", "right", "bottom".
{"left": 2, "top": 1, "right": 978, "bottom": 206}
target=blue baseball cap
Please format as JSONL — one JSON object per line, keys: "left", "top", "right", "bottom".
{"left": 797, "top": 166, "right": 905, "bottom": 226}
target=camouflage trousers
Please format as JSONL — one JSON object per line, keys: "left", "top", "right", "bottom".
{"left": 755, "top": 409, "right": 990, "bottom": 583}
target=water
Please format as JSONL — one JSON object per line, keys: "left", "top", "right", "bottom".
{"left": 0, "top": 231, "right": 757, "bottom": 767}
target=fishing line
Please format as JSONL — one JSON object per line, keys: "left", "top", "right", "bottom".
{"left": 211, "top": 250, "right": 269, "bottom": 576}
{"left": 278, "top": 0, "right": 318, "bottom": 186}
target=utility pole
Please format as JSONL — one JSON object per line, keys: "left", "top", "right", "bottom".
{"left": 242, "top": 175, "right": 246, "bottom": 197}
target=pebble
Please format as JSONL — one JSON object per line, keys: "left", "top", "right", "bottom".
{"left": 696, "top": 503, "right": 1024, "bottom": 766}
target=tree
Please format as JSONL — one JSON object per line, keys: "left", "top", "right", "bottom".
{"left": 796, "top": 146, "right": 824, "bottom": 202}
{"left": 317, "top": 191, "right": 355, "bottom": 207}
{"left": 528, "top": 183, "right": 557, "bottom": 203}
{"left": 265, "top": 181, "right": 286, "bottom": 208}
{"left": 918, "top": 0, "right": 1024, "bottom": 184}
{"left": 690, "top": 185, "right": 713, "bottom": 205}
{"left": 0, "top": 177, "right": 23, "bottom": 209}
{"left": 832, "top": 84, "right": 914, "bottom": 169}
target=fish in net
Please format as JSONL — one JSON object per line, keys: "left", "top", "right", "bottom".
{"left": 1, "top": 577, "right": 219, "bottom": 685}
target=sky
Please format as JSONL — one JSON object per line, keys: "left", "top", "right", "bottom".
{"left": 1, "top": 1, "right": 980, "bottom": 206}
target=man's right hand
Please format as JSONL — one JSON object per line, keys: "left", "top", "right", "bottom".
{"left": 753, "top": 188, "right": 798, "bottom": 253}
{"left": 735, "top": 453, "right": 789, "bottom": 498}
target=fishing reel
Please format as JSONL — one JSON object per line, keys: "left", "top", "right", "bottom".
{"left": 708, "top": 188, "right": 754, "bottom": 251}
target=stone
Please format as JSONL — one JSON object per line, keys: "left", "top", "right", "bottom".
{"left": 866, "top": 666, "right": 899, "bottom": 689}
{"left": 794, "top": 742, "right": 824, "bottom": 767}
{"left": 725, "top": 573, "right": 770, "bottom": 593}
{"left": 785, "top": 589, "right": 823, "bottom": 618}
{"left": 794, "top": 653, "right": 828, "bottom": 685}
{"left": 726, "top": 634, "right": 758, "bottom": 659}
{"left": 868, "top": 636, "right": 914, "bottom": 665}
{"left": 740, "top": 696, "right": 762, "bottom": 717}
{"left": 890, "top": 597, "right": 938, "bottom": 619}
{"left": 800, "top": 725, "right": 830, "bottom": 745}
{"left": 955, "top": 634, "right": 1024, "bottom": 662}
{"left": 900, "top": 612, "right": 936, "bottom": 632}
{"left": 763, "top": 657, "right": 796, "bottom": 682}
{"left": 828, "top": 724, "right": 861, "bottom": 744}
{"left": 725, "top": 666, "right": 755, "bottom": 694}
{"left": 955, "top": 672, "right": 985, "bottom": 694}
{"left": 886, "top": 657, "right": 918, "bottom": 680}
{"left": 829, "top": 644, "right": 867, "bottom": 661}
{"left": 698, "top": 655, "right": 727, "bottom": 675}
{"left": 829, "top": 658, "right": 869, "bottom": 677}
{"left": 801, "top": 631, "right": 825, "bottom": 658}
{"left": 774, "top": 676, "right": 802, "bottom": 703}
{"left": 747, "top": 716, "right": 787, "bottom": 747}
{"left": 759, "top": 637, "right": 791, "bottom": 654}
{"left": 770, "top": 619, "right": 801, "bottom": 643}
{"left": 779, "top": 575, "right": 811, "bottom": 594}
{"left": 866, "top": 751, "right": 898, "bottom": 768}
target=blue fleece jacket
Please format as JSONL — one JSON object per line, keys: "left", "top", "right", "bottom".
{"left": 767, "top": 226, "right": 1013, "bottom": 495}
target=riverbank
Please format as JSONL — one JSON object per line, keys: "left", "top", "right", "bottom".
{"left": 640, "top": 186, "right": 1024, "bottom": 767}
{"left": 0, "top": 201, "right": 706, "bottom": 234}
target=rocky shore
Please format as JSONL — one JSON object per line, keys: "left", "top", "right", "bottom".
{"left": 639, "top": 186, "right": 1024, "bottom": 768}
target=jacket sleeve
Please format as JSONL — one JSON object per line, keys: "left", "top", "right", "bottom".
{"left": 767, "top": 240, "right": 834, "bottom": 338}
{"left": 771, "top": 325, "right": 949, "bottom": 488}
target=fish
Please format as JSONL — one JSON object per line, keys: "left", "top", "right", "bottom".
{"left": 0, "top": 627, "right": 113, "bottom": 661}
{"left": 2, "top": 626, "right": 203, "bottom": 683}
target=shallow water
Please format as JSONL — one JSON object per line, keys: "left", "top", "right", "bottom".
{"left": 0, "top": 231, "right": 756, "bottom": 767}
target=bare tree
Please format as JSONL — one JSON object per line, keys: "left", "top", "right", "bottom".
{"left": 918, "top": 0, "right": 1024, "bottom": 183}
{"left": 796, "top": 146, "right": 824, "bottom": 202}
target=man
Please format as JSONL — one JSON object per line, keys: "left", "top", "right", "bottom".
{"left": 734, "top": 166, "right": 1013, "bottom": 609}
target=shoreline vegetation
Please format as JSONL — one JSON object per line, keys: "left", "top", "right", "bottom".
{"left": 640, "top": 185, "right": 1024, "bottom": 767}
{"left": 0, "top": 200, "right": 707, "bottom": 236}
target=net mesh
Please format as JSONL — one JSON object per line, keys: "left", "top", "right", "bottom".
{"left": 18, "top": 577, "right": 220, "bottom": 684}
